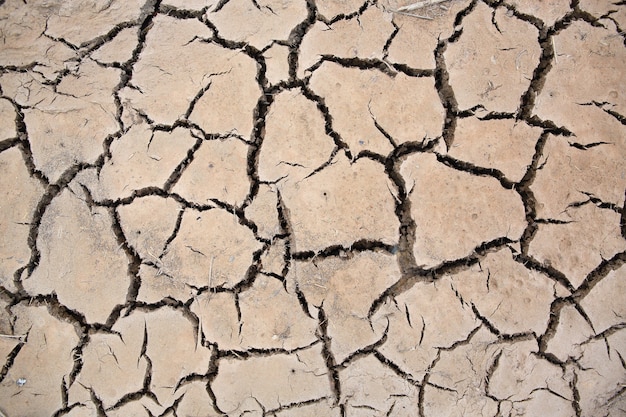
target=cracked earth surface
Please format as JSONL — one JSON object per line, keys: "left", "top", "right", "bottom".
{"left": 0, "top": 0, "right": 625, "bottom": 416}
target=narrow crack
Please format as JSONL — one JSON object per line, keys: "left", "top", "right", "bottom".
{"left": 1, "top": 0, "right": 623, "bottom": 414}
{"left": 0, "top": 339, "right": 26, "bottom": 383}
{"left": 317, "top": 304, "right": 341, "bottom": 406}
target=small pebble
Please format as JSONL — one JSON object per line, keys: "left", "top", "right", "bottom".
{"left": 16, "top": 378, "right": 26, "bottom": 387}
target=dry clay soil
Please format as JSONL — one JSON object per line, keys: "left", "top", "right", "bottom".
{"left": 0, "top": 0, "right": 626, "bottom": 416}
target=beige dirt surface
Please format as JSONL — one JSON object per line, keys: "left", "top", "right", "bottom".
{"left": 0, "top": 0, "right": 625, "bottom": 416}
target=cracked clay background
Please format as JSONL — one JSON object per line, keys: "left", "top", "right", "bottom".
{"left": 0, "top": 0, "right": 625, "bottom": 416}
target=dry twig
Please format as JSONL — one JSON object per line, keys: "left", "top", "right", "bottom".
{"left": 395, "top": 0, "right": 449, "bottom": 12}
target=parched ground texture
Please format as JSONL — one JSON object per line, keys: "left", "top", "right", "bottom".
{"left": 0, "top": 0, "right": 625, "bottom": 416}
